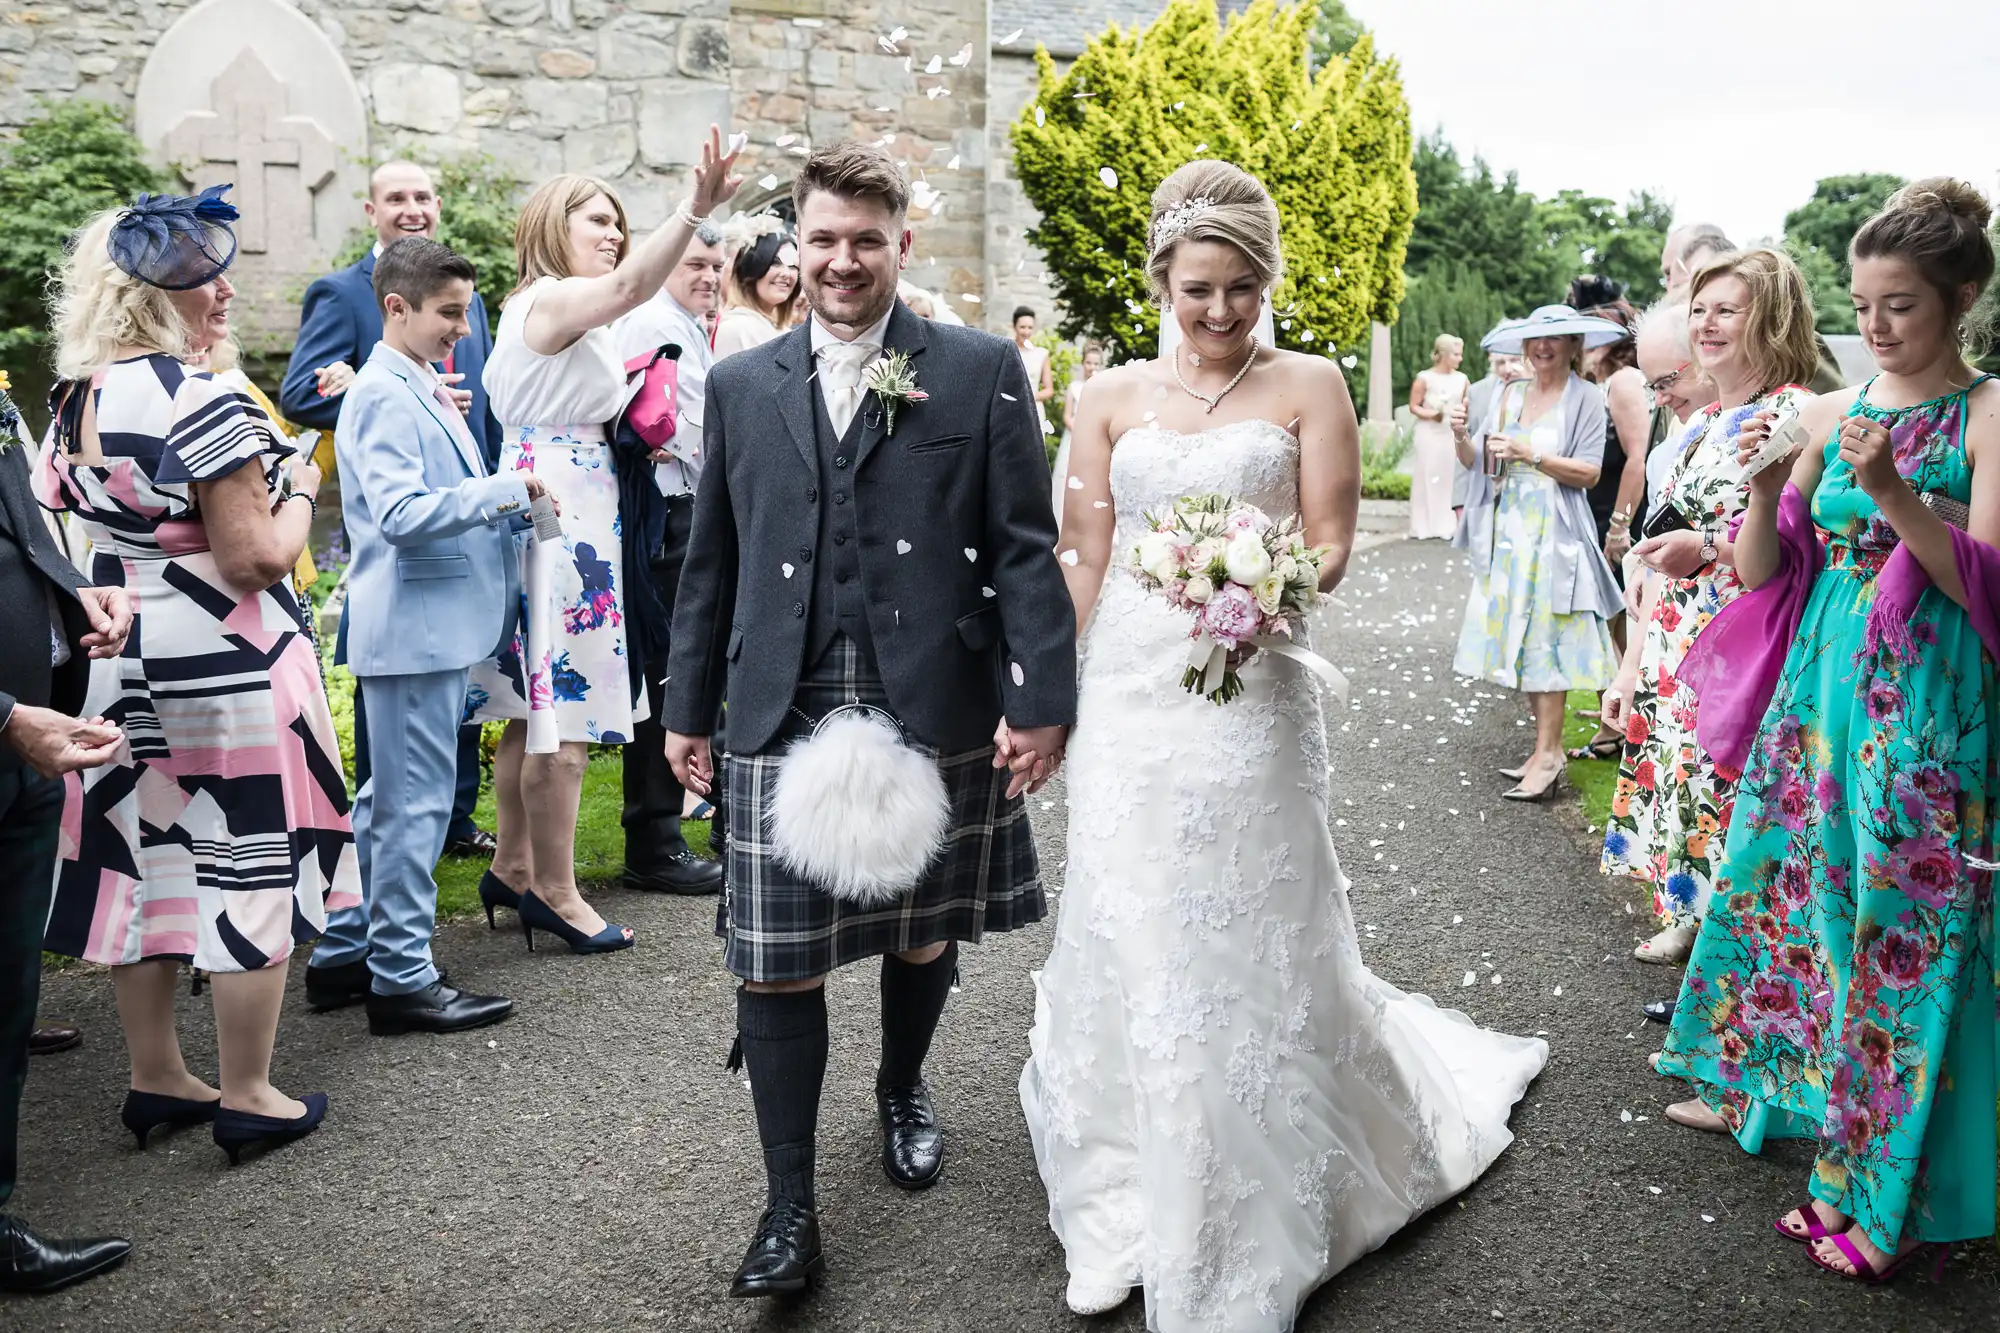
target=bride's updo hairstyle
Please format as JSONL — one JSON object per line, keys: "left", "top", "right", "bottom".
{"left": 1145, "top": 160, "right": 1283, "bottom": 301}
{"left": 1850, "top": 176, "right": 1997, "bottom": 353}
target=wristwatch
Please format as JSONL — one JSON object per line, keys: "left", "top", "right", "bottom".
{"left": 1699, "top": 525, "right": 1718, "bottom": 565}
{"left": 1529, "top": 443, "right": 1545, "bottom": 467}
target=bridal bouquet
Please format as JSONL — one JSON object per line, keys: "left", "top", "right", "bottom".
{"left": 1129, "top": 493, "right": 1332, "bottom": 704}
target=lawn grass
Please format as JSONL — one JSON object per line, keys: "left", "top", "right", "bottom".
{"left": 432, "top": 752, "right": 714, "bottom": 921}
{"left": 1563, "top": 687, "right": 1619, "bottom": 837}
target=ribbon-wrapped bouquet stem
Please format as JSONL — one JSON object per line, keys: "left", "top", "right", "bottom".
{"left": 1129, "top": 493, "right": 1346, "bottom": 705}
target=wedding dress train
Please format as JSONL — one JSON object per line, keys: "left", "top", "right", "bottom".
{"left": 1021, "top": 419, "right": 1548, "bottom": 1332}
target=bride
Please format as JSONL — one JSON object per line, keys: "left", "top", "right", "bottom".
{"left": 1019, "top": 161, "right": 1549, "bottom": 1330}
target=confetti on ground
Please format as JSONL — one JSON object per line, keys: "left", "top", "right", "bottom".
{"left": 1619, "top": 1109, "right": 1632, "bottom": 1122}
{"left": 1461, "top": 971, "right": 1476, "bottom": 988}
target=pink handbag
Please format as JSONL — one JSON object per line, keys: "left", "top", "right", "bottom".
{"left": 622, "top": 343, "right": 682, "bottom": 449}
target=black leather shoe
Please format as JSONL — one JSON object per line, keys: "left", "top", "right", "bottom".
{"left": 304, "top": 959, "right": 372, "bottom": 1011}
{"left": 728, "top": 1201, "right": 822, "bottom": 1299}
{"left": 1642, "top": 998, "right": 1675, "bottom": 1024}
{"left": 0, "top": 1214, "right": 131, "bottom": 1294}
{"left": 365, "top": 982, "right": 513, "bottom": 1036}
{"left": 27, "top": 1024, "right": 81, "bottom": 1056}
{"left": 624, "top": 848, "right": 724, "bottom": 895}
{"left": 877, "top": 1083, "right": 943, "bottom": 1191}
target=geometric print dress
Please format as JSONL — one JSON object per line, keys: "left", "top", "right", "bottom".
{"left": 34, "top": 352, "right": 360, "bottom": 973}
{"left": 1658, "top": 376, "right": 1998, "bottom": 1253}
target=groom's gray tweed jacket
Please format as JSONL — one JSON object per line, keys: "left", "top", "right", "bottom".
{"left": 662, "top": 299, "right": 1078, "bottom": 755}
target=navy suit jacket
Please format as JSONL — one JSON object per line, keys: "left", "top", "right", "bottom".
{"left": 280, "top": 249, "right": 502, "bottom": 469}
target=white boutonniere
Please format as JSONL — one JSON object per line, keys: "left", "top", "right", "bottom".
{"left": 862, "top": 349, "right": 928, "bottom": 437}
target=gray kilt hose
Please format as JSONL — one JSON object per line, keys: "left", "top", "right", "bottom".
{"left": 718, "top": 635, "right": 1043, "bottom": 982}
{"left": 663, "top": 300, "right": 1078, "bottom": 985}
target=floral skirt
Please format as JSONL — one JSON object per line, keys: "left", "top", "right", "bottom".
{"left": 1452, "top": 471, "right": 1616, "bottom": 693}
{"left": 468, "top": 427, "right": 643, "bottom": 748}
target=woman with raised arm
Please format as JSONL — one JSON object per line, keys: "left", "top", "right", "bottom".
{"left": 1450, "top": 306, "right": 1626, "bottom": 802}
{"left": 1019, "top": 159, "right": 1547, "bottom": 1329}
{"left": 37, "top": 187, "right": 359, "bottom": 1163}
{"left": 1657, "top": 179, "right": 2000, "bottom": 1285}
{"left": 468, "top": 127, "right": 740, "bottom": 956}
{"left": 1600, "top": 251, "right": 1818, "bottom": 975}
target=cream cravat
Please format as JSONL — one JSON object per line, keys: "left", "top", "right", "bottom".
{"left": 817, "top": 340, "right": 880, "bottom": 436}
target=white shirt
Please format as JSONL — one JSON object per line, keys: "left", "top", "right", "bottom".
{"left": 809, "top": 308, "right": 892, "bottom": 431}
{"left": 614, "top": 290, "right": 713, "bottom": 496}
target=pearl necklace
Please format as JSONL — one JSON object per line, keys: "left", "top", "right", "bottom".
{"left": 1174, "top": 337, "right": 1258, "bottom": 414}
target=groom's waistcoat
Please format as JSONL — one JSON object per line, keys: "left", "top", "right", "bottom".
{"left": 806, "top": 387, "right": 877, "bottom": 667}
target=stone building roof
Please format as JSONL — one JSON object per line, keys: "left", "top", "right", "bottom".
{"left": 991, "top": 0, "right": 1191, "bottom": 59}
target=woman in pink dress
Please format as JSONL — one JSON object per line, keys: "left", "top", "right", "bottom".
{"left": 1407, "top": 334, "right": 1468, "bottom": 538}
{"left": 36, "top": 187, "right": 360, "bottom": 1164}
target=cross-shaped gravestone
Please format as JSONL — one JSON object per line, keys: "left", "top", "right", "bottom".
{"left": 163, "top": 47, "right": 337, "bottom": 255}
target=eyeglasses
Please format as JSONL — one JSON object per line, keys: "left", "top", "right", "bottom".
{"left": 1644, "top": 362, "right": 1691, "bottom": 396}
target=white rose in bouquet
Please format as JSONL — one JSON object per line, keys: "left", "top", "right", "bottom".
{"left": 1185, "top": 573, "right": 1215, "bottom": 604}
{"left": 1274, "top": 555, "right": 1299, "bottom": 583}
{"left": 1192, "top": 536, "right": 1227, "bottom": 572}
{"left": 1135, "top": 532, "right": 1179, "bottom": 584}
{"left": 1253, "top": 573, "right": 1285, "bottom": 616}
{"left": 1222, "top": 533, "right": 1272, "bottom": 586}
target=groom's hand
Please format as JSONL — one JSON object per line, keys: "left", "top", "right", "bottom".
{"left": 664, "top": 730, "right": 714, "bottom": 796}
{"left": 1001, "top": 723, "right": 1067, "bottom": 799}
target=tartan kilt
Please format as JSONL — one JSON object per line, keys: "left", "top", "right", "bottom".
{"left": 717, "top": 635, "right": 1045, "bottom": 982}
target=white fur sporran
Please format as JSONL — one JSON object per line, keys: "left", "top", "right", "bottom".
{"left": 767, "top": 704, "right": 951, "bottom": 905}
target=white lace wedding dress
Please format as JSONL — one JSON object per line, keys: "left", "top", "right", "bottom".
{"left": 1020, "top": 419, "right": 1549, "bottom": 1332}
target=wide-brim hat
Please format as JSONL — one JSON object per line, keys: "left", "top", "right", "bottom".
{"left": 1481, "top": 305, "right": 1628, "bottom": 354}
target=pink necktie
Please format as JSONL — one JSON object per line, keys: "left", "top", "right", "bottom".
{"left": 435, "top": 384, "right": 481, "bottom": 468}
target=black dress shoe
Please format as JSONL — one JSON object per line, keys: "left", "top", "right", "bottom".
{"left": 876, "top": 1083, "right": 943, "bottom": 1190}
{"left": 365, "top": 982, "right": 513, "bottom": 1036}
{"left": 624, "top": 848, "right": 724, "bottom": 895}
{"left": 729, "top": 1201, "right": 823, "bottom": 1299}
{"left": 0, "top": 1214, "right": 131, "bottom": 1294}
{"left": 1642, "top": 998, "right": 1675, "bottom": 1024}
{"left": 304, "top": 959, "right": 372, "bottom": 1011}
{"left": 444, "top": 828, "right": 498, "bottom": 857}
{"left": 27, "top": 1024, "right": 81, "bottom": 1056}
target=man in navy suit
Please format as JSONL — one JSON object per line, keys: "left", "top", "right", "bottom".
{"left": 283, "top": 162, "right": 499, "bottom": 856}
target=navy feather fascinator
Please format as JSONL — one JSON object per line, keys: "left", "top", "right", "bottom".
{"left": 109, "top": 183, "right": 240, "bottom": 290}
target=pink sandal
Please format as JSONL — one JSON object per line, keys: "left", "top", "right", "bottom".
{"left": 1807, "top": 1232, "right": 1946, "bottom": 1286}
{"left": 1772, "top": 1201, "right": 1836, "bottom": 1244}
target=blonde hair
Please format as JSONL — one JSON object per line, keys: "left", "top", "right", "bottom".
{"left": 1432, "top": 333, "right": 1463, "bottom": 360}
{"left": 1145, "top": 160, "right": 1284, "bottom": 302}
{"left": 1688, "top": 247, "right": 1819, "bottom": 390}
{"left": 510, "top": 174, "right": 628, "bottom": 301}
{"left": 51, "top": 210, "right": 192, "bottom": 379}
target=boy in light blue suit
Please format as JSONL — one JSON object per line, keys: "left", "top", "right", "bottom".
{"left": 305, "top": 238, "right": 548, "bottom": 1037}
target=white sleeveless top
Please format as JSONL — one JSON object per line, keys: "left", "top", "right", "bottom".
{"left": 485, "top": 277, "right": 630, "bottom": 430}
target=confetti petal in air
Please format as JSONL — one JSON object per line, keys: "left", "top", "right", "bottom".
{"left": 949, "top": 43, "right": 972, "bottom": 66}
{"left": 1098, "top": 167, "right": 1118, "bottom": 189}
{"left": 726, "top": 132, "right": 749, "bottom": 155}
{"left": 1000, "top": 391, "right": 1017, "bottom": 401}
{"left": 1060, "top": 549, "right": 1079, "bottom": 566}
{"left": 896, "top": 539, "right": 913, "bottom": 554}
{"left": 776, "top": 134, "right": 796, "bottom": 147}
{"left": 981, "top": 586, "right": 996, "bottom": 598}
{"left": 963, "top": 548, "right": 978, "bottom": 562}
{"left": 1340, "top": 355, "right": 1359, "bottom": 369}
{"left": 924, "top": 54, "right": 942, "bottom": 74}
{"left": 1034, "top": 106, "right": 1045, "bottom": 127}
{"left": 1067, "top": 475, "right": 1084, "bottom": 489}
{"left": 1000, "top": 27, "right": 1023, "bottom": 44}
{"left": 1010, "top": 662, "right": 1026, "bottom": 686}
{"left": 782, "top": 563, "right": 795, "bottom": 579}
{"left": 947, "top": 154, "right": 961, "bottom": 170}
{"left": 926, "top": 86, "right": 950, "bottom": 100}
{"left": 758, "top": 174, "right": 779, "bottom": 190}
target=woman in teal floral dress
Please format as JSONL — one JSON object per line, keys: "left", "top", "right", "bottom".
{"left": 1658, "top": 178, "right": 2000, "bottom": 1283}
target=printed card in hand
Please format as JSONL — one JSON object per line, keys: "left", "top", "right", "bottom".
{"left": 1741, "top": 400, "right": 1809, "bottom": 478}
{"left": 530, "top": 492, "right": 563, "bottom": 543}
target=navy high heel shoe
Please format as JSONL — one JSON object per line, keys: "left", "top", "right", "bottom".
{"left": 212, "top": 1092, "right": 328, "bottom": 1166}
{"left": 120, "top": 1089, "right": 221, "bottom": 1149}
{"left": 478, "top": 870, "right": 522, "bottom": 930}
{"left": 518, "top": 890, "right": 635, "bottom": 955}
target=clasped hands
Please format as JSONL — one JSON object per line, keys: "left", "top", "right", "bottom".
{"left": 993, "top": 720, "right": 1067, "bottom": 799}
{"left": 1, "top": 585, "right": 132, "bottom": 778}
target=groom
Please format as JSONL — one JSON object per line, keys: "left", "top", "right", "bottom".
{"left": 663, "top": 141, "right": 1075, "bottom": 1298}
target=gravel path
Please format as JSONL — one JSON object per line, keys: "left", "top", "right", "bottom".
{"left": 12, "top": 539, "right": 1996, "bottom": 1330}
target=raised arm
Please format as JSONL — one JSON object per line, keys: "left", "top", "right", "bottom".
{"left": 522, "top": 126, "right": 742, "bottom": 356}
{"left": 1297, "top": 357, "right": 1362, "bottom": 592}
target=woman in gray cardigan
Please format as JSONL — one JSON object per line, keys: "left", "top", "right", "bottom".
{"left": 1451, "top": 306, "right": 1626, "bottom": 801}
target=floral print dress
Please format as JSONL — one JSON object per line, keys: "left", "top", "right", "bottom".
{"left": 1603, "top": 389, "right": 1805, "bottom": 929}
{"left": 1658, "top": 377, "right": 1998, "bottom": 1252}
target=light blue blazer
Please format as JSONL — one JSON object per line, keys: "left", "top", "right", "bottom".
{"left": 336, "top": 343, "right": 531, "bottom": 678}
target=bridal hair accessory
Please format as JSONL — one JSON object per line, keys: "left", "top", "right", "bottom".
{"left": 768, "top": 702, "right": 950, "bottom": 905}
{"left": 109, "top": 184, "right": 239, "bottom": 290}
{"left": 1130, "top": 493, "right": 1348, "bottom": 707}
{"left": 721, "top": 209, "right": 790, "bottom": 252}
{"left": 1150, "top": 195, "right": 1218, "bottom": 256}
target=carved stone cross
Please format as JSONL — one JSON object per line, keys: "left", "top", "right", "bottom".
{"left": 163, "top": 48, "right": 337, "bottom": 254}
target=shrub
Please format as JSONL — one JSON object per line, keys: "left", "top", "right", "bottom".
{"left": 1010, "top": 0, "right": 1416, "bottom": 363}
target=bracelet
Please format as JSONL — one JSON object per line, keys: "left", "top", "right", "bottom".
{"left": 673, "top": 199, "right": 703, "bottom": 229}
{"left": 287, "top": 491, "right": 317, "bottom": 520}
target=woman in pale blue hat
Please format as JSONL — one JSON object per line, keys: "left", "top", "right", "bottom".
{"left": 1450, "top": 305, "right": 1626, "bottom": 801}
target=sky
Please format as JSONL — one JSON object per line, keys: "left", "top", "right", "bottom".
{"left": 1349, "top": 0, "right": 2000, "bottom": 246}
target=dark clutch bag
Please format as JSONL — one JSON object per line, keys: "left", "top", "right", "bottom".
{"left": 1641, "top": 502, "right": 1693, "bottom": 541}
